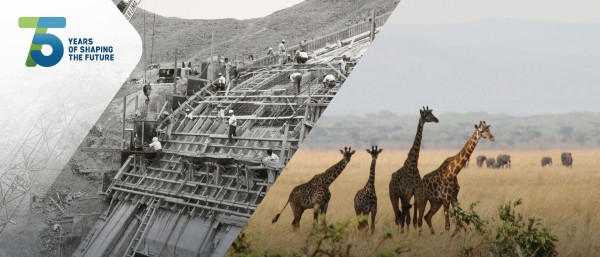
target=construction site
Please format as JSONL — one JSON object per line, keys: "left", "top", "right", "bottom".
{"left": 0, "top": 1, "right": 399, "bottom": 256}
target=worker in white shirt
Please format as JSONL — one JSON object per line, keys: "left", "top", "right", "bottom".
{"left": 263, "top": 149, "right": 280, "bottom": 164}
{"left": 322, "top": 74, "right": 337, "bottom": 88}
{"left": 278, "top": 40, "right": 287, "bottom": 65}
{"left": 228, "top": 110, "right": 237, "bottom": 144}
{"left": 289, "top": 72, "right": 302, "bottom": 94}
{"left": 148, "top": 137, "right": 163, "bottom": 163}
{"left": 215, "top": 73, "right": 226, "bottom": 91}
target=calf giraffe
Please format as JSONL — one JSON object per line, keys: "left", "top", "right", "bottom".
{"left": 416, "top": 121, "right": 495, "bottom": 235}
{"left": 389, "top": 107, "right": 438, "bottom": 233}
{"left": 272, "top": 147, "right": 356, "bottom": 229}
{"left": 354, "top": 146, "right": 383, "bottom": 232}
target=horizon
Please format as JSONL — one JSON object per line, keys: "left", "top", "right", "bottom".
{"left": 323, "top": 109, "right": 600, "bottom": 117}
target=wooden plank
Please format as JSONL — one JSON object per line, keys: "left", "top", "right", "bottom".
{"left": 80, "top": 147, "right": 121, "bottom": 153}
{"left": 50, "top": 197, "right": 65, "bottom": 212}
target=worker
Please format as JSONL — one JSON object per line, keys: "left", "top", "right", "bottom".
{"left": 295, "top": 50, "right": 309, "bottom": 64}
{"left": 340, "top": 53, "right": 350, "bottom": 75}
{"left": 278, "top": 40, "right": 287, "bottom": 65}
{"left": 322, "top": 74, "right": 336, "bottom": 88}
{"left": 142, "top": 83, "right": 151, "bottom": 104}
{"left": 228, "top": 110, "right": 238, "bottom": 144}
{"left": 225, "top": 58, "right": 231, "bottom": 83}
{"left": 157, "top": 111, "right": 172, "bottom": 139}
{"left": 133, "top": 110, "right": 143, "bottom": 120}
{"left": 263, "top": 149, "right": 280, "bottom": 164}
{"left": 267, "top": 47, "right": 274, "bottom": 56}
{"left": 215, "top": 73, "right": 226, "bottom": 91}
{"left": 184, "top": 108, "right": 197, "bottom": 120}
{"left": 149, "top": 137, "right": 163, "bottom": 163}
{"left": 299, "top": 39, "right": 308, "bottom": 52}
{"left": 289, "top": 72, "right": 302, "bottom": 94}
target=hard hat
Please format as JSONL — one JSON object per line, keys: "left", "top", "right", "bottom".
{"left": 152, "top": 137, "right": 158, "bottom": 142}
{"left": 282, "top": 39, "right": 286, "bottom": 43}
{"left": 218, "top": 73, "right": 222, "bottom": 76}
{"left": 186, "top": 108, "right": 190, "bottom": 112}
{"left": 229, "top": 110, "right": 234, "bottom": 114}
{"left": 162, "top": 111, "right": 169, "bottom": 116}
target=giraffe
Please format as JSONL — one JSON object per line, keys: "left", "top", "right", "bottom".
{"left": 272, "top": 147, "right": 356, "bottom": 230}
{"left": 354, "top": 146, "right": 383, "bottom": 232}
{"left": 415, "top": 121, "right": 495, "bottom": 235}
{"left": 389, "top": 106, "right": 438, "bottom": 233}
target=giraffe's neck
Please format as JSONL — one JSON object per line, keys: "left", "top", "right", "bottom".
{"left": 448, "top": 130, "right": 480, "bottom": 177}
{"left": 365, "top": 157, "right": 377, "bottom": 189}
{"left": 322, "top": 158, "right": 349, "bottom": 186}
{"left": 403, "top": 118, "right": 425, "bottom": 171}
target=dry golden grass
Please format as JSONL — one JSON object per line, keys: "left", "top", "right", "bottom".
{"left": 236, "top": 149, "right": 600, "bottom": 256}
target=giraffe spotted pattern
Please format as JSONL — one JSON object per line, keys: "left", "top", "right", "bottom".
{"left": 272, "top": 147, "right": 356, "bottom": 229}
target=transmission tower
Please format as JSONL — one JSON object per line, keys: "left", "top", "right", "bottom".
{"left": 0, "top": 102, "right": 78, "bottom": 234}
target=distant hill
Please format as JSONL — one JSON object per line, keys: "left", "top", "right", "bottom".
{"left": 322, "top": 18, "right": 600, "bottom": 116}
{"left": 300, "top": 111, "right": 600, "bottom": 151}
{"left": 125, "top": 0, "right": 400, "bottom": 73}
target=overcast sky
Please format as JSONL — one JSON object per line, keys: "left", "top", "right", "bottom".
{"left": 321, "top": 0, "right": 600, "bottom": 116}
{"left": 393, "top": 0, "right": 600, "bottom": 24}
{"left": 138, "top": 0, "right": 303, "bottom": 19}
{"left": 137, "top": 0, "right": 600, "bottom": 23}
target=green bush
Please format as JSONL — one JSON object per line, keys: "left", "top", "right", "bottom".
{"left": 233, "top": 199, "right": 557, "bottom": 257}
{"left": 493, "top": 199, "right": 558, "bottom": 257}
{"left": 453, "top": 199, "right": 558, "bottom": 257}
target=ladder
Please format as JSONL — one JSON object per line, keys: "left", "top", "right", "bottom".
{"left": 123, "top": 0, "right": 141, "bottom": 21}
{"left": 123, "top": 198, "right": 161, "bottom": 257}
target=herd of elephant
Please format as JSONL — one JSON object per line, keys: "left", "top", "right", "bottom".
{"left": 475, "top": 152, "right": 573, "bottom": 169}
{"left": 541, "top": 152, "right": 573, "bottom": 167}
{"left": 475, "top": 154, "right": 511, "bottom": 169}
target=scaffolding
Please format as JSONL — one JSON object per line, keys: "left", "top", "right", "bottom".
{"left": 74, "top": 12, "right": 391, "bottom": 257}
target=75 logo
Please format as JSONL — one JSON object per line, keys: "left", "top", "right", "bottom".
{"left": 19, "top": 17, "right": 66, "bottom": 67}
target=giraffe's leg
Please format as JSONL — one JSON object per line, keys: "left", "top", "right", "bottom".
{"left": 389, "top": 185, "right": 402, "bottom": 227}
{"left": 357, "top": 211, "right": 367, "bottom": 230}
{"left": 399, "top": 195, "right": 411, "bottom": 233}
{"left": 313, "top": 205, "right": 320, "bottom": 227}
{"left": 313, "top": 192, "right": 330, "bottom": 227}
{"left": 317, "top": 201, "right": 329, "bottom": 227}
{"left": 412, "top": 195, "right": 419, "bottom": 230}
{"left": 450, "top": 200, "right": 461, "bottom": 237}
{"left": 370, "top": 207, "right": 377, "bottom": 233}
{"left": 416, "top": 198, "right": 427, "bottom": 235}
{"left": 291, "top": 202, "right": 304, "bottom": 231}
{"left": 443, "top": 202, "right": 451, "bottom": 232}
{"left": 414, "top": 188, "right": 427, "bottom": 234}
{"left": 425, "top": 200, "right": 442, "bottom": 235}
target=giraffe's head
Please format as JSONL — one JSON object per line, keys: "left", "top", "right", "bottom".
{"left": 420, "top": 106, "right": 439, "bottom": 123}
{"left": 366, "top": 145, "right": 383, "bottom": 160}
{"left": 340, "top": 147, "right": 356, "bottom": 162}
{"left": 474, "top": 121, "right": 495, "bottom": 142}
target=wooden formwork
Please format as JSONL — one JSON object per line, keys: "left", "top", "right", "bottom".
{"left": 77, "top": 25, "right": 372, "bottom": 257}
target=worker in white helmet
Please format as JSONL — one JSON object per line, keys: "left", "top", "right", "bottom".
{"left": 322, "top": 74, "right": 337, "bottom": 88}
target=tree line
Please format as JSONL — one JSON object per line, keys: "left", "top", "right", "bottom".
{"left": 302, "top": 111, "right": 600, "bottom": 151}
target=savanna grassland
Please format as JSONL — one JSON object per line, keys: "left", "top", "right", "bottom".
{"left": 234, "top": 150, "right": 600, "bottom": 256}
